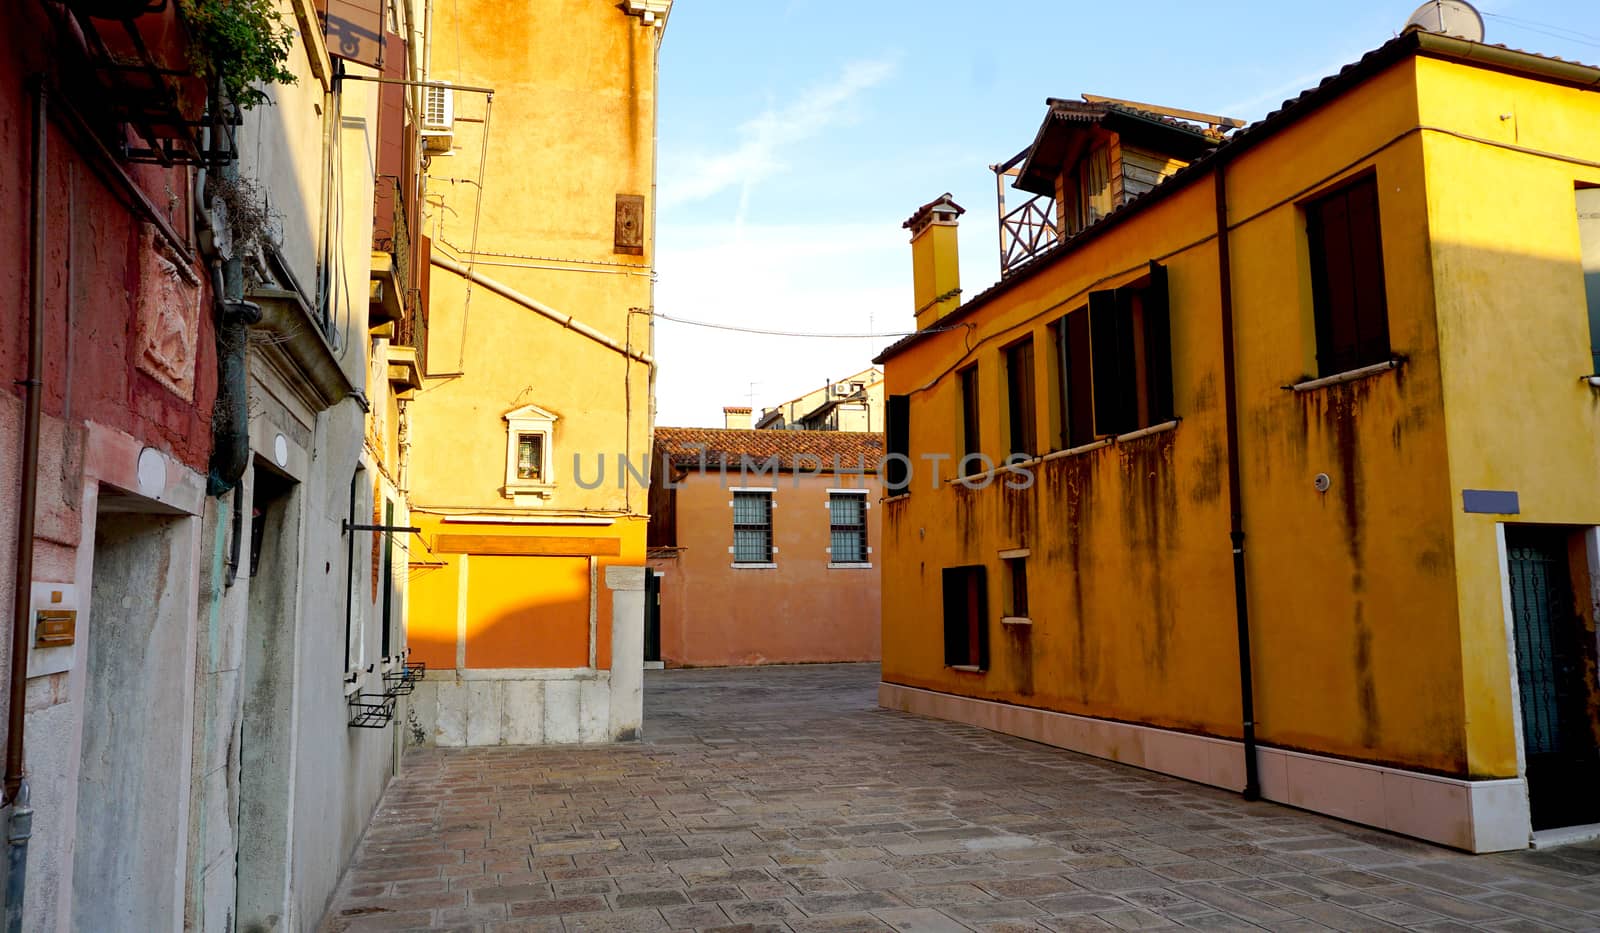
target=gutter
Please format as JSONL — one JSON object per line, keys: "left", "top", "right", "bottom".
{"left": 430, "top": 253, "right": 655, "bottom": 366}
{"left": 4, "top": 82, "right": 48, "bottom": 933}
{"left": 1213, "top": 160, "right": 1261, "bottom": 802}
{"left": 875, "top": 29, "right": 1600, "bottom": 366}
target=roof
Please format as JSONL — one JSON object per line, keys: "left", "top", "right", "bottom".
{"left": 902, "top": 193, "right": 965, "bottom": 231}
{"left": 722, "top": 405, "right": 751, "bottom": 413}
{"left": 654, "top": 427, "right": 884, "bottom": 472}
{"left": 1014, "top": 98, "right": 1221, "bottom": 195}
{"left": 876, "top": 29, "right": 1600, "bottom": 365}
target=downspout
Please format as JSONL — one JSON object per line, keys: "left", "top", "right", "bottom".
{"left": 3, "top": 80, "right": 47, "bottom": 933}
{"left": 1214, "top": 160, "right": 1261, "bottom": 801}
{"left": 203, "top": 83, "right": 261, "bottom": 500}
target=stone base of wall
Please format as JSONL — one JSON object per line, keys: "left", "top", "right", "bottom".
{"left": 410, "top": 669, "right": 624, "bottom": 746}
{"left": 880, "top": 682, "right": 1530, "bottom": 853}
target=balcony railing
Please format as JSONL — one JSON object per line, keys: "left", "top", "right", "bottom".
{"left": 1000, "top": 195, "right": 1059, "bottom": 278}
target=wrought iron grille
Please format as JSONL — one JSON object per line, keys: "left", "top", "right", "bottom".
{"left": 732, "top": 491, "right": 772, "bottom": 563}
{"left": 828, "top": 493, "right": 867, "bottom": 563}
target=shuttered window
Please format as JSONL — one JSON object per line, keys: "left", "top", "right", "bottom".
{"left": 1087, "top": 261, "right": 1174, "bottom": 437}
{"left": 732, "top": 491, "right": 773, "bottom": 563}
{"left": 1005, "top": 338, "right": 1037, "bottom": 458}
{"left": 959, "top": 365, "right": 981, "bottom": 475}
{"left": 885, "top": 394, "right": 911, "bottom": 493}
{"left": 1307, "top": 174, "right": 1390, "bottom": 375}
{"left": 1054, "top": 310, "right": 1096, "bottom": 449}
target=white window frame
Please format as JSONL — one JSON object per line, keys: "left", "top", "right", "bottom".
{"left": 503, "top": 404, "right": 558, "bottom": 501}
{"left": 824, "top": 488, "right": 871, "bottom": 568}
{"left": 729, "top": 487, "right": 776, "bottom": 566}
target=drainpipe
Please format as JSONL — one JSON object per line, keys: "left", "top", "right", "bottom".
{"left": 204, "top": 84, "right": 261, "bottom": 499}
{"left": 1214, "top": 161, "right": 1261, "bottom": 801}
{"left": 3, "top": 80, "right": 47, "bottom": 933}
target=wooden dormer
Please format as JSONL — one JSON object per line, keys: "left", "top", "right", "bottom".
{"left": 995, "top": 95, "right": 1240, "bottom": 276}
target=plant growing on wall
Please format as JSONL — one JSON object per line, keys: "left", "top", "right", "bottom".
{"left": 177, "top": 0, "right": 297, "bottom": 110}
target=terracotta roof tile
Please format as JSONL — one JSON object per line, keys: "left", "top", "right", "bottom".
{"left": 654, "top": 427, "right": 884, "bottom": 472}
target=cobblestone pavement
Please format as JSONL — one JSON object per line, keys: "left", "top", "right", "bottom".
{"left": 323, "top": 664, "right": 1600, "bottom": 932}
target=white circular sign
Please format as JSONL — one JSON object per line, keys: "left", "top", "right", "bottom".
{"left": 273, "top": 434, "right": 290, "bottom": 468}
{"left": 136, "top": 447, "right": 166, "bottom": 498}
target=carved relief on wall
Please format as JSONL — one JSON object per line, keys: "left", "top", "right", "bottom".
{"left": 134, "top": 224, "right": 203, "bottom": 401}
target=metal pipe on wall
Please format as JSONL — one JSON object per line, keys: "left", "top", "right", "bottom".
{"left": 1213, "top": 161, "right": 1262, "bottom": 802}
{"left": 4, "top": 79, "right": 48, "bottom": 933}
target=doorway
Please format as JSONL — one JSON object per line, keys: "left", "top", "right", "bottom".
{"left": 73, "top": 495, "right": 196, "bottom": 930}
{"left": 1506, "top": 526, "right": 1600, "bottom": 831}
{"left": 236, "top": 463, "right": 301, "bottom": 930}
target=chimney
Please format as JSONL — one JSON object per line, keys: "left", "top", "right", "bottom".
{"left": 723, "top": 406, "right": 752, "bottom": 429}
{"left": 904, "top": 193, "right": 964, "bottom": 330}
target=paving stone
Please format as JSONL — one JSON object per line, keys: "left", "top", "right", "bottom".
{"left": 316, "top": 664, "right": 1600, "bottom": 933}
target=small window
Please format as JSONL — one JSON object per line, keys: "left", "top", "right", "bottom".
{"left": 1004, "top": 555, "right": 1029, "bottom": 619}
{"left": 885, "top": 394, "right": 911, "bottom": 493}
{"left": 958, "top": 364, "right": 981, "bottom": 475}
{"left": 942, "top": 565, "right": 989, "bottom": 670}
{"left": 515, "top": 433, "right": 544, "bottom": 482}
{"left": 503, "top": 404, "right": 558, "bottom": 498}
{"left": 1004, "top": 338, "right": 1037, "bottom": 458}
{"left": 1306, "top": 173, "right": 1390, "bottom": 375}
{"left": 1088, "top": 261, "right": 1173, "bottom": 436}
{"left": 732, "top": 491, "right": 773, "bottom": 564}
{"left": 1053, "top": 309, "right": 1095, "bottom": 449}
{"left": 828, "top": 492, "right": 868, "bottom": 563}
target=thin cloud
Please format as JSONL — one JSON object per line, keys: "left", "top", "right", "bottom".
{"left": 662, "top": 56, "right": 898, "bottom": 209}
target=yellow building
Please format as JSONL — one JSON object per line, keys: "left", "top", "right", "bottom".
{"left": 404, "top": 0, "right": 669, "bottom": 744}
{"left": 875, "top": 30, "right": 1600, "bottom": 852}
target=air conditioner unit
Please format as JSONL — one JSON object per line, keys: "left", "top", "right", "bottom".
{"left": 421, "top": 81, "right": 454, "bottom": 154}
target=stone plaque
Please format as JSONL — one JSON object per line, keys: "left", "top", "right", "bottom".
{"left": 134, "top": 225, "right": 202, "bottom": 401}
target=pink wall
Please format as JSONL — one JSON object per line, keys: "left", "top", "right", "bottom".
{"left": 647, "top": 471, "right": 881, "bottom": 667}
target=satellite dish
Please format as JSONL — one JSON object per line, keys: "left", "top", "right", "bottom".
{"left": 1405, "top": 0, "right": 1485, "bottom": 41}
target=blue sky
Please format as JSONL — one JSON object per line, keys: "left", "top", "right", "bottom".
{"left": 652, "top": 0, "right": 1598, "bottom": 427}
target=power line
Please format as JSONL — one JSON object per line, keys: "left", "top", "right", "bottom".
{"left": 1480, "top": 11, "right": 1600, "bottom": 49}
{"left": 652, "top": 310, "right": 963, "bottom": 339}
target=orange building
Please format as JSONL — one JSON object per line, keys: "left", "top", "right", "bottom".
{"left": 647, "top": 428, "right": 883, "bottom": 667}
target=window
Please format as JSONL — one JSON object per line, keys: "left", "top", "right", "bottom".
{"left": 732, "top": 491, "right": 773, "bottom": 563}
{"left": 942, "top": 565, "right": 989, "bottom": 670}
{"left": 1088, "top": 261, "right": 1173, "bottom": 436}
{"left": 828, "top": 492, "right": 868, "bottom": 564}
{"left": 885, "top": 394, "right": 911, "bottom": 493}
{"left": 958, "top": 364, "right": 981, "bottom": 475}
{"left": 1005, "top": 338, "right": 1037, "bottom": 458}
{"left": 1053, "top": 309, "right": 1096, "bottom": 448}
{"left": 515, "top": 433, "right": 544, "bottom": 482}
{"left": 503, "top": 404, "right": 558, "bottom": 499}
{"left": 1577, "top": 186, "right": 1600, "bottom": 374}
{"left": 1003, "top": 555, "right": 1029, "bottom": 620}
{"left": 1306, "top": 173, "right": 1390, "bottom": 375}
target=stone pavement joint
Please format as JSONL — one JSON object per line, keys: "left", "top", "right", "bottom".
{"left": 321, "top": 664, "right": 1600, "bottom": 932}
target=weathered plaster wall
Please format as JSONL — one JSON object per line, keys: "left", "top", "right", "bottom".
{"left": 881, "top": 57, "right": 1474, "bottom": 776}
{"left": 648, "top": 471, "right": 882, "bottom": 667}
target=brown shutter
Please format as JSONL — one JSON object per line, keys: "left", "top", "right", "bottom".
{"left": 1345, "top": 176, "right": 1390, "bottom": 366}
{"left": 1141, "top": 261, "right": 1174, "bottom": 425}
{"left": 885, "top": 394, "right": 911, "bottom": 493}
{"left": 1089, "top": 289, "right": 1131, "bottom": 436}
{"left": 322, "top": 0, "right": 384, "bottom": 66}
{"left": 1064, "top": 310, "right": 1095, "bottom": 447}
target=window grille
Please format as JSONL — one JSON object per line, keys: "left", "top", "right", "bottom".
{"left": 829, "top": 493, "right": 868, "bottom": 563}
{"left": 733, "top": 491, "right": 773, "bottom": 563}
